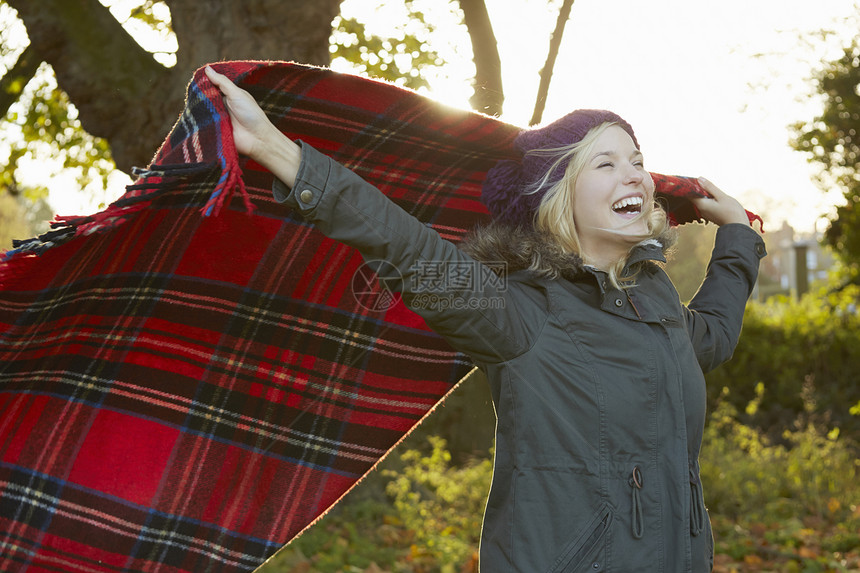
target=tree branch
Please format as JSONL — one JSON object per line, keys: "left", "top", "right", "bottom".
{"left": 0, "top": 45, "right": 41, "bottom": 119}
{"left": 459, "top": 0, "right": 503, "bottom": 117}
{"left": 530, "top": 0, "right": 575, "bottom": 126}
{"left": 6, "top": 0, "right": 175, "bottom": 172}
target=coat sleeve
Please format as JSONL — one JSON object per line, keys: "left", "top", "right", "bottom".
{"left": 683, "top": 223, "right": 766, "bottom": 372}
{"left": 272, "top": 141, "right": 542, "bottom": 364}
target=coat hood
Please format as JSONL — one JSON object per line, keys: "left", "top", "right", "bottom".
{"left": 460, "top": 221, "right": 676, "bottom": 281}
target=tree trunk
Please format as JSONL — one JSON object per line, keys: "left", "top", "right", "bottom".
{"left": 168, "top": 0, "right": 341, "bottom": 72}
{"left": 459, "top": 0, "right": 503, "bottom": 117}
{"left": 530, "top": 0, "right": 575, "bottom": 126}
{"left": 7, "top": 0, "right": 342, "bottom": 173}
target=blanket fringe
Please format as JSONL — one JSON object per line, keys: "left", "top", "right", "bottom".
{"left": 201, "top": 157, "right": 251, "bottom": 217}
{"left": 0, "top": 158, "right": 246, "bottom": 286}
{"left": 198, "top": 65, "right": 253, "bottom": 217}
{"left": 747, "top": 211, "right": 765, "bottom": 233}
{"left": 3, "top": 63, "right": 259, "bottom": 284}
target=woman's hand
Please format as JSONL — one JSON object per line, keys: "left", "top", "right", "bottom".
{"left": 204, "top": 65, "right": 301, "bottom": 188}
{"left": 692, "top": 177, "right": 751, "bottom": 227}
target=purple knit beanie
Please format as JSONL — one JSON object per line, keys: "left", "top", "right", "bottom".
{"left": 481, "top": 109, "right": 638, "bottom": 227}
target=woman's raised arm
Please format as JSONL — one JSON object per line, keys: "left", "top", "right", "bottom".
{"left": 682, "top": 177, "right": 765, "bottom": 370}
{"left": 203, "top": 66, "right": 535, "bottom": 365}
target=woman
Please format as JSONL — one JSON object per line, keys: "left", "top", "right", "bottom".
{"left": 205, "top": 66, "right": 765, "bottom": 573}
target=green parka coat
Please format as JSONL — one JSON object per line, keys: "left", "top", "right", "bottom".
{"left": 275, "top": 143, "right": 766, "bottom": 573}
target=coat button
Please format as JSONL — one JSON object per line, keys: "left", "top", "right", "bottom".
{"left": 591, "top": 562, "right": 601, "bottom": 570}
{"left": 614, "top": 298, "right": 623, "bottom": 307}
{"left": 299, "top": 189, "right": 314, "bottom": 204}
{"left": 755, "top": 243, "right": 765, "bottom": 256}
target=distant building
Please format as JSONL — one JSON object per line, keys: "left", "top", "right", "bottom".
{"left": 757, "top": 221, "right": 836, "bottom": 299}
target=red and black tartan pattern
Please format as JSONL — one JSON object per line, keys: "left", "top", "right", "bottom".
{"left": 0, "top": 61, "right": 499, "bottom": 573}
{"left": 0, "top": 61, "right": 753, "bottom": 573}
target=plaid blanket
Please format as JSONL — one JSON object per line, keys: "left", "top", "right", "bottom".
{"left": 0, "top": 61, "right": 758, "bottom": 573}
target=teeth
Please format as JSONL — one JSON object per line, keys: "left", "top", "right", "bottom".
{"left": 612, "top": 196, "right": 644, "bottom": 211}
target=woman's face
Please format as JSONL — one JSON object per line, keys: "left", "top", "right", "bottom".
{"left": 572, "top": 125, "right": 655, "bottom": 266}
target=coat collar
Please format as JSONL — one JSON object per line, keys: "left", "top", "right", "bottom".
{"left": 627, "top": 239, "right": 668, "bottom": 267}
{"left": 461, "top": 221, "right": 674, "bottom": 281}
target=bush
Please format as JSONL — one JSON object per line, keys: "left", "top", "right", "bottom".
{"left": 383, "top": 436, "right": 489, "bottom": 570}
{"left": 701, "top": 389, "right": 860, "bottom": 571}
{"left": 702, "top": 386, "right": 859, "bottom": 524}
{"left": 706, "top": 285, "right": 860, "bottom": 442}
{"left": 262, "top": 494, "right": 410, "bottom": 572}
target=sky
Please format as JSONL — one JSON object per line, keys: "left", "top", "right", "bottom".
{"left": 12, "top": 0, "right": 860, "bottom": 234}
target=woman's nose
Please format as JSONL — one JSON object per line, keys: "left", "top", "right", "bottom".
{"left": 623, "top": 163, "right": 644, "bottom": 184}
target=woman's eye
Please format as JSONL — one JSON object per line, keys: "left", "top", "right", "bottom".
{"left": 598, "top": 162, "right": 613, "bottom": 168}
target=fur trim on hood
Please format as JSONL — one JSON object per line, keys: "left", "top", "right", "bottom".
{"left": 460, "top": 221, "right": 677, "bottom": 281}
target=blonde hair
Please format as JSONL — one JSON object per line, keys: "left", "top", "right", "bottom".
{"left": 529, "top": 122, "right": 669, "bottom": 290}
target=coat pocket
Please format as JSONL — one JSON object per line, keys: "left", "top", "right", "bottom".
{"left": 546, "top": 502, "right": 613, "bottom": 573}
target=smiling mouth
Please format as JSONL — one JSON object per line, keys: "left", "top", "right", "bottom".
{"left": 611, "top": 196, "right": 644, "bottom": 215}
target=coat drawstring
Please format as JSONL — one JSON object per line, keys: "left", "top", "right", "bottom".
{"left": 689, "top": 467, "right": 705, "bottom": 537}
{"left": 629, "top": 466, "right": 644, "bottom": 539}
